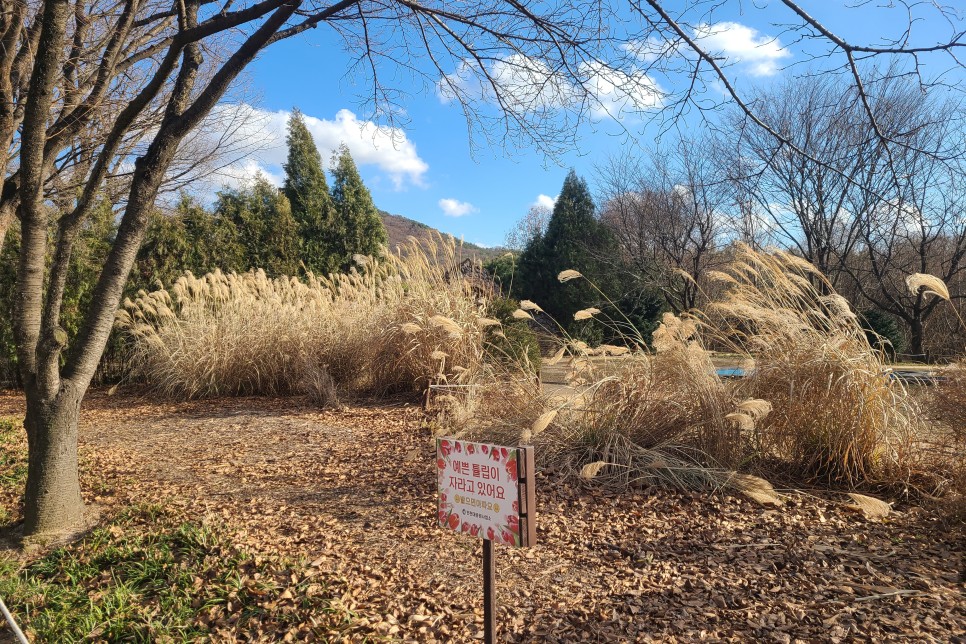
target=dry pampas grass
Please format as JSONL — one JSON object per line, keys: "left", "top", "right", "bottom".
{"left": 117, "top": 235, "right": 514, "bottom": 400}
{"left": 454, "top": 290, "right": 741, "bottom": 491}
{"left": 906, "top": 273, "right": 951, "bottom": 301}
{"left": 442, "top": 245, "right": 954, "bottom": 497}
{"left": 707, "top": 244, "right": 923, "bottom": 487}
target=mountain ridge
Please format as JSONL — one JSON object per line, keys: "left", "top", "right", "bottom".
{"left": 379, "top": 210, "right": 505, "bottom": 262}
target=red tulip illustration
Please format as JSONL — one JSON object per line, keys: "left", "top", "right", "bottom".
{"left": 486, "top": 527, "right": 496, "bottom": 541}
{"left": 455, "top": 442, "right": 462, "bottom": 453}
{"left": 438, "top": 510, "right": 447, "bottom": 526}
{"left": 505, "top": 457, "right": 518, "bottom": 481}
{"left": 481, "top": 445, "right": 489, "bottom": 454}
{"left": 467, "top": 444, "right": 476, "bottom": 455}
{"left": 439, "top": 440, "right": 452, "bottom": 456}
{"left": 437, "top": 458, "right": 446, "bottom": 470}
{"left": 512, "top": 500, "right": 519, "bottom": 514}
{"left": 448, "top": 514, "right": 460, "bottom": 530}
{"left": 470, "top": 524, "right": 481, "bottom": 536}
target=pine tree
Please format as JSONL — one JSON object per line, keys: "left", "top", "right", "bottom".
{"left": 283, "top": 108, "right": 335, "bottom": 274}
{"left": 329, "top": 144, "right": 387, "bottom": 269}
{"left": 517, "top": 170, "right": 606, "bottom": 327}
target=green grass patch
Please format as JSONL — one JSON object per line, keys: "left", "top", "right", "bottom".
{"left": 0, "top": 505, "right": 347, "bottom": 641}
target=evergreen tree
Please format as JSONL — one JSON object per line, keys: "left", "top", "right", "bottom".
{"left": 217, "top": 176, "right": 300, "bottom": 276}
{"left": 517, "top": 171, "right": 609, "bottom": 332}
{"left": 516, "top": 170, "right": 663, "bottom": 342}
{"left": 283, "top": 108, "right": 335, "bottom": 273}
{"left": 134, "top": 194, "right": 245, "bottom": 291}
{"left": 329, "top": 144, "right": 387, "bottom": 269}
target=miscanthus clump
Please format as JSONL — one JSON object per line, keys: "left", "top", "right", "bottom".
{"left": 706, "top": 244, "right": 923, "bottom": 487}
{"left": 117, "top": 236, "right": 521, "bottom": 400}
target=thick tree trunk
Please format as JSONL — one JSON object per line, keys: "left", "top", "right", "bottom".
{"left": 22, "top": 380, "right": 85, "bottom": 536}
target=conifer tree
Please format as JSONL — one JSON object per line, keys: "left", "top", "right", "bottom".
{"left": 517, "top": 171, "right": 608, "bottom": 325}
{"left": 283, "top": 109, "right": 335, "bottom": 274}
{"left": 516, "top": 170, "right": 663, "bottom": 341}
{"left": 216, "top": 176, "right": 300, "bottom": 277}
{"left": 330, "top": 144, "right": 387, "bottom": 269}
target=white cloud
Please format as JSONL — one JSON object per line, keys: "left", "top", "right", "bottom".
{"left": 438, "top": 55, "right": 663, "bottom": 121}
{"left": 533, "top": 194, "right": 556, "bottom": 210}
{"left": 692, "top": 22, "right": 791, "bottom": 77}
{"left": 439, "top": 198, "right": 477, "bottom": 217}
{"left": 204, "top": 104, "right": 429, "bottom": 192}
{"left": 580, "top": 61, "right": 664, "bottom": 119}
{"left": 438, "top": 54, "right": 572, "bottom": 112}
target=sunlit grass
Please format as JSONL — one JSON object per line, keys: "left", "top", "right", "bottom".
{"left": 0, "top": 505, "right": 345, "bottom": 641}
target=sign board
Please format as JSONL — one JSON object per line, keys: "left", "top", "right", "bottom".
{"left": 436, "top": 439, "right": 536, "bottom": 547}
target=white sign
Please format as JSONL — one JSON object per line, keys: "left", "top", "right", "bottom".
{"left": 436, "top": 439, "right": 535, "bottom": 547}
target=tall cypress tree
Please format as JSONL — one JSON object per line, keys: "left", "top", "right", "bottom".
{"left": 330, "top": 144, "right": 387, "bottom": 269}
{"left": 283, "top": 108, "right": 335, "bottom": 274}
{"left": 216, "top": 176, "right": 300, "bottom": 277}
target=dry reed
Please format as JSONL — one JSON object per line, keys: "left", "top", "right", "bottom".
{"left": 117, "top": 236, "right": 516, "bottom": 400}
{"left": 706, "top": 244, "right": 923, "bottom": 487}
{"left": 452, "top": 272, "right": 742, "bottom": 491}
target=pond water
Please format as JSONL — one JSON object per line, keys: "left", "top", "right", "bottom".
{"left": 715, "top": 367, "right": 747, "bottom": 378}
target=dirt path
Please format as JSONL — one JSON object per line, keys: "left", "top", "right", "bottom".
{"left": 1, "top": 390, "right": 964, "bottom": 642}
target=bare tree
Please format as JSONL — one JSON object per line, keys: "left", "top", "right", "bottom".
{"left": 505, "top": 204, "right": 551, "bottom": 251}
{"left": 844, "top": 101, "right": 966, "bottom": 357}
{"left": 720, "top": 68, "right": 966, "bottom": 355}
{"left": 722, "top": 75, "right": 906, "bottom": 288}
{"left": 598, "top": 136, "right": 726, "bottom": 313}
{"left": 6, "top": 0, "right": 966, "bottom": 539}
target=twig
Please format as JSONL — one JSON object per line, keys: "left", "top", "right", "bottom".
{"left": 854, "top": 589, "right": 921, "bottom": 602}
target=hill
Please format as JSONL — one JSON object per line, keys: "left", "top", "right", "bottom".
{"left": 379, "top": 210, "right": 505, "bottom": 262}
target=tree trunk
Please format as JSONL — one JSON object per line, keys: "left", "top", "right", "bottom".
{"left": 22, "top": 380, "right": 85, "bottom": 536}
{"left": 909, "top": 317, "right": 925, "bottom": 361}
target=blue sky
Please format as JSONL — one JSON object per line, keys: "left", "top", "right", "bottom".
{"left": 206, "top": 1, "right": 965, "bottom": 248}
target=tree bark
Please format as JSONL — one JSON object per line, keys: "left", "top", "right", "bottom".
{"left": 909, "top": 317, "right": 924, "bottom": 360}
{"left": 22, "top": 380, "right": 85, "bottom": 536}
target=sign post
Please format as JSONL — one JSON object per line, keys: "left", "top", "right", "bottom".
{"left": 483, "top": 538, "right": 496, "bottom": 643}
{"left": 437, "top": 439, "right": 536, "bottom": 642}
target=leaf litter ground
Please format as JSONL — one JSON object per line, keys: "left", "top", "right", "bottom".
{"left": 0, "top": 390, "right": 963, "bottom": 642}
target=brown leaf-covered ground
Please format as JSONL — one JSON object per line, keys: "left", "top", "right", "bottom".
{"left": 1, "top": 389, "right": 964, "bottom": 642}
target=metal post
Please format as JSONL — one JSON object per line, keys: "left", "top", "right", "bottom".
{"left": 483, "top": 538, "right": 496, "bottom": 643}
